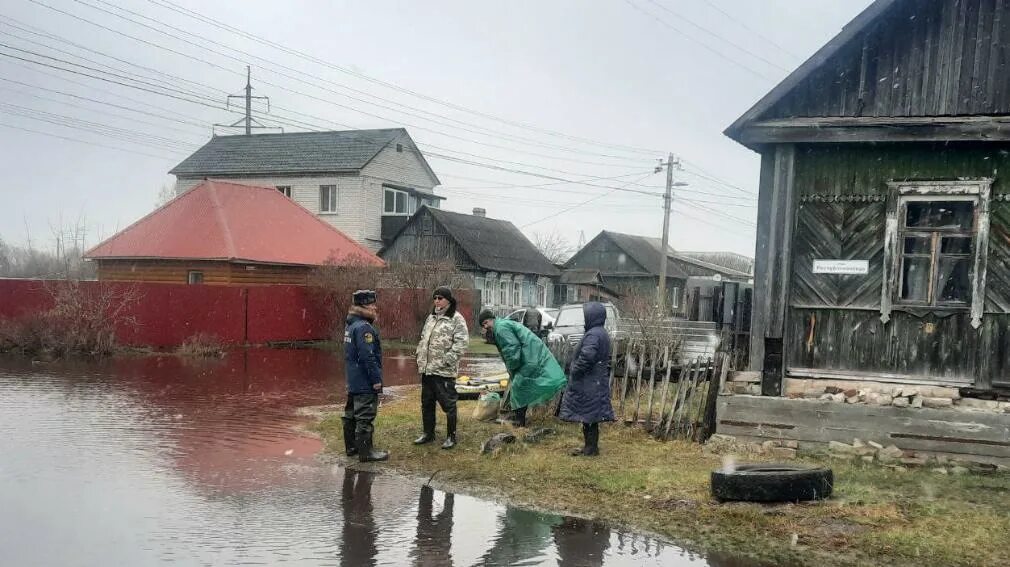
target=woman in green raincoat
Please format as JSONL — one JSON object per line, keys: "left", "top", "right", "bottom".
{"left": 478, "top": 310, "right": 566, "bottom": 427}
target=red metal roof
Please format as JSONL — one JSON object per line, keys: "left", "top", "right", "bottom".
{"left": 85, "top": 180, "right": 383, "bottom": 267}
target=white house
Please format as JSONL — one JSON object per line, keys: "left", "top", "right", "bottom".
{"left": 169, "top": 128, "right": 443, "bottom": 252}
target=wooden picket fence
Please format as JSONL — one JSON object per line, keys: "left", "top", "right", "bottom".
{"left": 548, "top": 338, "right": 729, "bottom": 443}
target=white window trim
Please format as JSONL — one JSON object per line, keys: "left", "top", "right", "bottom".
{"left": 276, "top": 185, "right": 291, "bottom": 198}
{"left": 319, "top": 185, "right": 338, "bottom": 214}
{"left": 383, "top": 187, "right": 410, "bottom": 216}
{"left": 512, "top": 281, "right": 521, "bottom": 306}
{"left": 881, "top": 179, "right": 992, "bottom": 329}
{"left": 499, "top": 280, "right": 509, "bottom": 305}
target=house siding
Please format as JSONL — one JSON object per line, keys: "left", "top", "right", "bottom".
{"left": 360, "top": 133, "right": 438, "bottom": 190}
{"left": 174, "top": 174, "right": 379, "bottom": 251}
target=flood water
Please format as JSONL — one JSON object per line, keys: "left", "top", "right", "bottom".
{"left": 0, "top": 349, "right": 756, "bottom": 566}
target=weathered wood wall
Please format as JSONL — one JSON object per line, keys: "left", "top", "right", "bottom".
{"left": 765, "top": 0, "right": 1010, "bottom": 119}
{"left": 378, "top": 209, "right": 480, "bottom": 271}
{"left": 783, "top": 143, "right": 1010, "bottom": 388}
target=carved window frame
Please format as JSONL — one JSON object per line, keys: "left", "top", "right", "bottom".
{"left": 880, "top": 179, "right": 992, "bottom": 328}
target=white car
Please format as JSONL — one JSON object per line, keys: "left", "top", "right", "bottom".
{"left": 505, "top": 307, "right": 557, "bottom": 329}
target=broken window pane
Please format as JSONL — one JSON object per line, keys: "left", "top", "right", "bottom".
{"left": 900, "top": 257, "right": 931, "bottom": 301}
{"left": 903, "top": 236, "right": 931, "bottom": 254}
{"left": 937, "top": 257, "right": 971, "bottom": 303}
{"left": 905, "top": 201, "right": 974, "bottom": 230}
{"left": 940, "top": 236, "right": 972, "bottom": 254}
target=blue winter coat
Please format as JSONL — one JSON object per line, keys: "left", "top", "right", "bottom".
{"left": 344, "top": 314, "right": 383, "bottom": 395}
{"left": 559, "top": 302, "right": 615, "bottom": 424}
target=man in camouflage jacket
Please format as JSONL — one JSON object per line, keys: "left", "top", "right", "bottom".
{"left": 414, "top": 286, "right": 469, "bottom": 449}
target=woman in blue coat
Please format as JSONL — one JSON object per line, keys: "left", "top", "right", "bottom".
{"left": 559, "top": 302, "right": 614, "bottom": 456}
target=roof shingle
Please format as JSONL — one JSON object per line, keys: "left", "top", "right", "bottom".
{"left": 85, "top": 180, "right": 383, "bottom": 267}
{"left": 423, "top": 208, "right": 560, "bottom": 276}
{"left": 169, "top": 129, "right": 405, "bottom": 177}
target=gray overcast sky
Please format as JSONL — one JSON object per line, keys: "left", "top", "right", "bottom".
{"left": 0, "top": 0, "right": 873, "bottom": 257}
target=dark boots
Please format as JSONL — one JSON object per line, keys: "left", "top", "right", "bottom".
{"left": 342, "top": 417, "right": 358, "bottom": 457}
{"left": 356, "top": 433, "right": 389, "bottom": 463}
{"left": 570, "top": 422, "right": 600, "bottom": 456}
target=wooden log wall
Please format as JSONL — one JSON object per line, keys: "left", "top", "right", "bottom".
{"left": 765, "top": 0, "right": 1010, "bottom": 119}
{"left": 96, "top": 260, "right": 311, "bottom": 286}
{"left": 779, "top": 143, "right": 1010, "bottom": 388}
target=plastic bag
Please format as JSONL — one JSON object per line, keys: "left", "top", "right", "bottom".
{"left": 472, "top": 391, "right": 501, "bottom": 421}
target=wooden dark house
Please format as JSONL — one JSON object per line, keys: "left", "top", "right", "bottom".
{"left": 564, "top": 231, "right": 752, "bottom": 316}
{"left": 727, "top": 0, "right": 1010, "bottom": 394}
{"left": 379, "top": 207, "right": 560, "bottom": 312}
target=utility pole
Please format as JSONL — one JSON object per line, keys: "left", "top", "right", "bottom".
{"left": 213, "top": 66, "right": 280, "bottom": 136}
{"left": 657, "top": 153, "right": 683, "bottom": 314}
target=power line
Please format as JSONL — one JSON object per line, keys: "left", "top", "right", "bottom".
{"left": 0, "top": 121, "right": 186, "bottom": 159}
{"left": 522, "top": 172, "right": 658, "bottom": 228}
{"left": 12, "top": 5, "right": 752, "bottom": 202}
{"left": 145, "top": 0, "right": 668, "bottom": 157}
{"left": 42, "top": 0, "right": 654, "bottom": 169}
{"left": 699, "top": 0, "right": 802, "bottom": 61}
{"left": 620, "top": 0, "right": 776, "bottom": 81}
{"left": 642, "top": 0, "right": 791, "bottom": 72}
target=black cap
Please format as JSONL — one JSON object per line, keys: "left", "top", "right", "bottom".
{"left": 352, "top": 289, "right": 376, "bottom": 306}
{"left": 433, "top": 286, "right": 453, "bottom": 301}
{"left": 478, "top": 309, "right": 495, "bottom": 324}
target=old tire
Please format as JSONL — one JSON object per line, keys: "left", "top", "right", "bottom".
{"left": 711, "top": 463, "right": 833, "bottom": 502}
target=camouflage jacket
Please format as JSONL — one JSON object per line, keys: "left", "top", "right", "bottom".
{"left": 416, "top": 311, "right": 469, "bottom": 378}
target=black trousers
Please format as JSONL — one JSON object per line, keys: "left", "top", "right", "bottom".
{"left": 421, "top": 374, "right": 458, "bottom": 436}
{"left": 343, "top": 393, "right": 379, "bottom": 452}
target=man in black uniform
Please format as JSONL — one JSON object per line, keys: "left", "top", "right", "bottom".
{"left": 343, "top": 289, "right": 389, "bottom": 463}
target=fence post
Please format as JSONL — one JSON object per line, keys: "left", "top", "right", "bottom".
{"left": 644, "top": 344, "right": 658, "bottom": 428}
{"left": 654, "top": 346, "right": 672, "bottom": 435}
{"left": 618, "top": 339, "right": 633, "bottom": 417}
{"left": 630, "top": 342, "right": 646, "bottom": 424}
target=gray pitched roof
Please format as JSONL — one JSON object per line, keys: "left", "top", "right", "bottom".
{"left": 600, "top": 231, "right": 752, "bottom": 279}
{"left": 170, "top": 128, "right": 407, "bottom": 177}
{"left": 559, "top": 268, "right": 602, "bottom": 285}
{"left": 679, "top": 251, "right": 754, "bottom": 276}
{"left": 425, "top": 208, "right": 560, "bottom": 277}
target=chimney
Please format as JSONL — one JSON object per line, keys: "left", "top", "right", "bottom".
{"left": 472, "top": 207, "right": 486, "bottom": 217}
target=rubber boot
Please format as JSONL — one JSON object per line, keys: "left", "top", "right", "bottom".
{"left": 342, "top": 417, "right": 358, "bottom": 457}
{"left": 357, "top": 433, "right": 389, "bottom": 463}
{"left": 413, "top": 432, "right": 435, "bottom": 445}
{"left": 584, "top": 423, "right": 600, "bottom": 456}
{"left": 441, "top": 410, "right": 457, "bottom": 449}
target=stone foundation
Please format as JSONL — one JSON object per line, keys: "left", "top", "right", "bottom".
{"left": 723, "top": 372, "right": 1010, "bottom": 414}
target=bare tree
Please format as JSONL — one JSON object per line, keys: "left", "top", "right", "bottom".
{"left": 156, "top": 184, "right": 176, "bottom": 207}
{"left": 532, "top": 230, "right": 574, "bottom": 264}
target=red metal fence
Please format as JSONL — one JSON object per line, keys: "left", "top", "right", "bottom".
{"left": 0, "top": 279, "right": 474, "bottom": 348}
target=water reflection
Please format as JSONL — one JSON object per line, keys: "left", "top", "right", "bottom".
{"left": 0, "top": 350, "right": 756, "bottom": 567}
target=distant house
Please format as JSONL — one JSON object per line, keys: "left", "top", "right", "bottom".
{"left": 554, "top": 268, "right": 620, "bottom": 307}
{"left": 169, "top": 128, "right": 443, "bottom": 252}
{"left": 564, "top": 231, "right": 752, "bottom": 315}
{"left": 85, "top": 180, "right": 383, "bottom": 285}
{"left": 379, "top": 207, "right": 560, "bottom": 312}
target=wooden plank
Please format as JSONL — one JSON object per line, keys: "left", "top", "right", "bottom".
{"left": 630, "top": 342, "right": 646, "bottom": 424}
{"left": 618, "top": 340, "right": 633, "bottom": 416}
{"left": 985, "top": 0, "right": 1004, "bottom": 110}
{"left": 750, "top": 150, "right": 777, "bottom": 371}
{"left": 717, "top": 396, "right": 1010, "bottom": 458}
{"left": 664, "top": 364, "right": 690, "bottom": 440}
{"left": 654, "top": 347, "right": 673, "bottom": 425}
{"left": 644, "top": 346, "right": 658, "bottom": 427}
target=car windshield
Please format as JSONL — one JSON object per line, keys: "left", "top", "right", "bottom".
{"left": 555, "top": 307, "right": 584, "bottom": 327}
{"left": 545, "top": 308, "right": 559, "bottom": 319}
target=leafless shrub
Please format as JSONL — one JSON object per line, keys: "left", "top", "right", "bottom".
{"left": 308, "top": 257, "right": 467, "bottom": 338}
{"left": 176, "top": 333, "right": 226, "bottom": 358}
{"left": 0, "top": 281, "right": 141, "bottom": 356}
{"left": 307, "top": 255, "right": 383, "bottom": 336}
{"left": 612, "top": 283, "right": 682, "bottom": 355}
